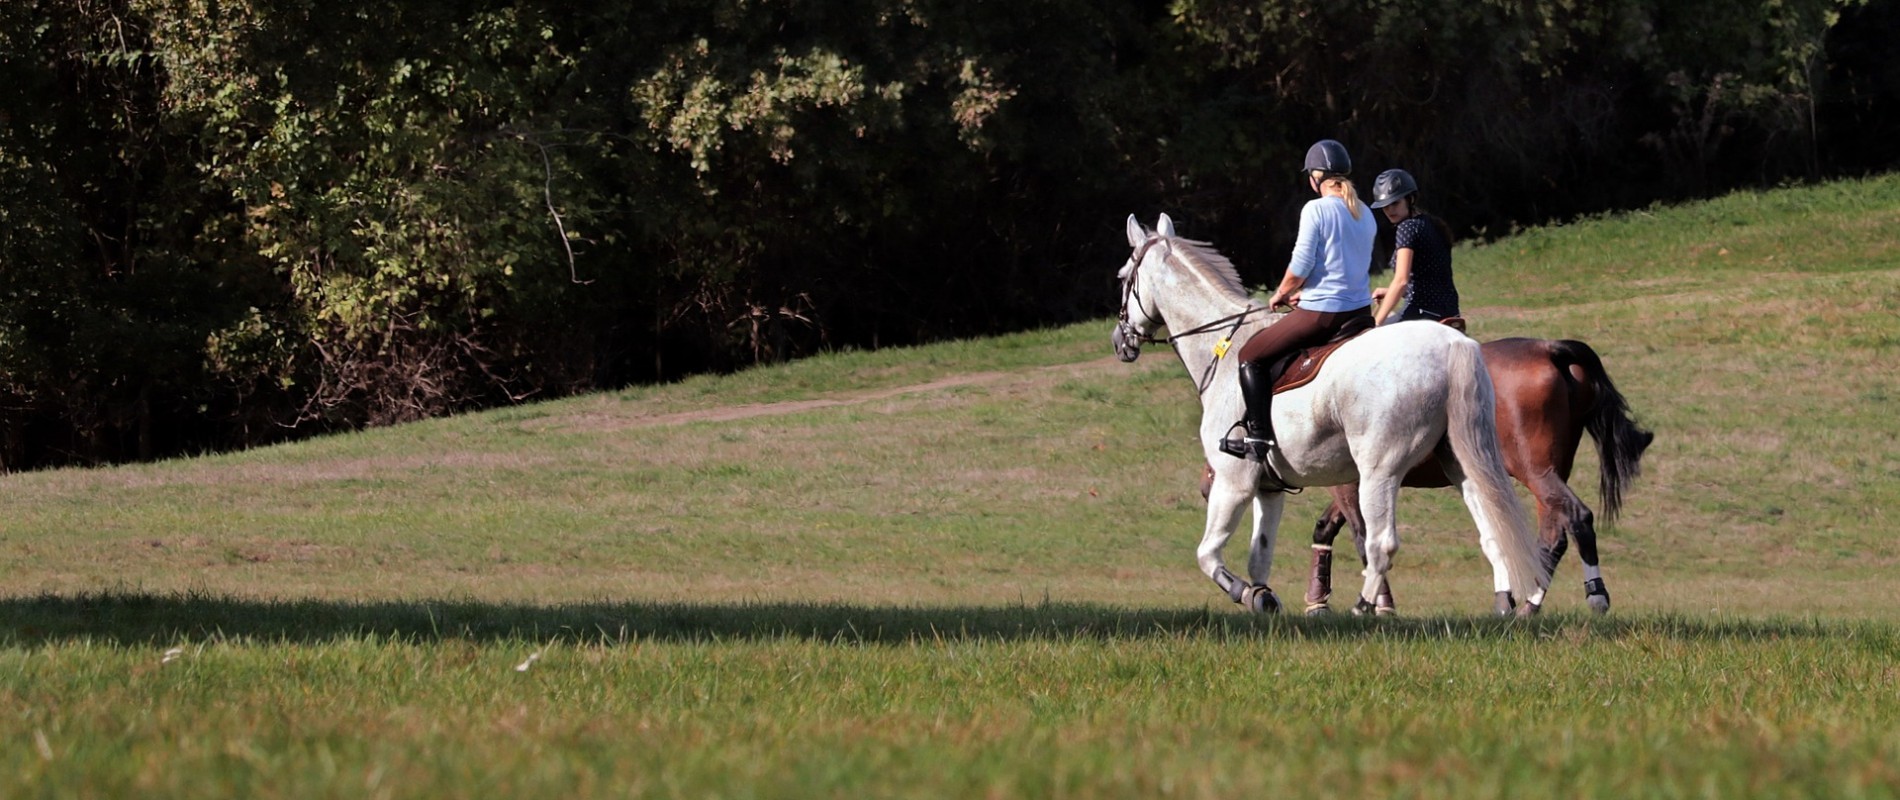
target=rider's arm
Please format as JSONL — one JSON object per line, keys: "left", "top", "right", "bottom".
{"left": 1274, "top": 201, "right": 1322, "bottom": 309}
{"left": 1267, "top": 270, "right": 1305, "bottom": 310}
{"left": 1373, "top": 248, "right": 1413, "bottom": 324}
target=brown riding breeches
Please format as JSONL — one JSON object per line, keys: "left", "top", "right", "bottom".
{"left": 1237, "top": 306, "right": 1373, "bottom": 367}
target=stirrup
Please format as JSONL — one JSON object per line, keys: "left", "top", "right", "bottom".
{"left": 1218, "top": 436, "right": 1272, "bottom": 462}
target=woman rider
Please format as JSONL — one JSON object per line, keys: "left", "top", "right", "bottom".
{"left": 1369, "top": 168, "right": 1460, "bottom": 325}
{"left": 1220, "top": 139, "right": 1377, "bottom": 462}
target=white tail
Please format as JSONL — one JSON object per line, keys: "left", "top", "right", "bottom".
{"left": 1443, "top": 338, "right": 1550, "bottom": 602}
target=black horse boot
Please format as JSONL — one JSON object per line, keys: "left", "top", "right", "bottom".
{"left": 1219, "top": 359, "right": 1275, "bottom": 461}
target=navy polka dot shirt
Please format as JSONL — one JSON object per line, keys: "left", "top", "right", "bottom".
{"left": 1394, "top": 216, "right": 1458, "bottom": 319}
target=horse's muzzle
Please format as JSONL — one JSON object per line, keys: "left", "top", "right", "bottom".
{"left": 1112, "top": 324, "right": 1142, "bottom": 362}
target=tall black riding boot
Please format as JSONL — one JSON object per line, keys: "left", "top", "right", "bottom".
{"left": 1219, "top": 359, "right": 1276, "bottom": 461}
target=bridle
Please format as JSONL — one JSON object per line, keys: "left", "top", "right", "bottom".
{"left": 1116, "top": 234, "right": 1267, "bottom": 395}
{"left": 1114, "top": 236, "right": 1166, "bottom": 347}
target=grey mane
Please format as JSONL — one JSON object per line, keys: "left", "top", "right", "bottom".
{"left": 1163, "top": 236, "right": 1252, "bottom": 303}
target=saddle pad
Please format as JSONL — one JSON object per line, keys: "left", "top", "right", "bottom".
{"left": 1271, "top": 339, "right": 1351, "bottom": 394}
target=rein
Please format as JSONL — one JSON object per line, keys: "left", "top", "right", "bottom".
{"left": 1118, "top": 237, "right": 1267, "bottom": 395}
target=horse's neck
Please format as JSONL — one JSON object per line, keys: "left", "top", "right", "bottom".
{"left": 1159, "top": 274, "right": 1255, "bottom": 332}
{"left": 1159, "top": 287, "right": 1266, "bottom": 401}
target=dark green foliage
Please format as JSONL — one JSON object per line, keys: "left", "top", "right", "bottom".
{"left": 0, "top": 0, "right": 1887, "bottom": 469}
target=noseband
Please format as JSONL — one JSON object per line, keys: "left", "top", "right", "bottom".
{"left": 1116, "top": 234, "right": 1266, "bottom": 395}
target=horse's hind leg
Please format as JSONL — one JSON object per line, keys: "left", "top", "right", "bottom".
{"left": 1573, "top": 513, "right": 1609, "bottom": 613}
{"left": 1526, "top": 473, "right": 1609, "bottom": 613}
{"left": 1313, "top": 484, "right": 1392, "bottom": 615}
{"left": 1438, "top": 457, "right": 1535, "bottom": 616}
{"left": 1344, "top": 486, "right": 1396, "bottom": 614}
{"left": 1353, "top": 476, "right": 1402, "bottom": 616}
{"left": 1563, "top": 493, "right": 1610, "bottom": 614}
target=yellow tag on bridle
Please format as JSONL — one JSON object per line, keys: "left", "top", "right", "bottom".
{"left": 1213, "top": 337, "right": 1231, "bottom": 359}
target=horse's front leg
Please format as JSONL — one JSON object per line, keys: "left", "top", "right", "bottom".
{"left": 1523, "top": 472, "right": 1609, "bottom": 613}
{"left": 1305, "top": 485, "right": 1368, "bottom": 615}
{"left": 1307, "top": 500, "right": 1347, "bottom": 615}
{"left": 1246, "top": 490, "right": 1288, "bottom": 608}
{"left": 1201, "top": 467, "right": 1280, "bottom": 613}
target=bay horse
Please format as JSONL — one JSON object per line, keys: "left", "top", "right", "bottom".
{"left": 1114, "top": 214, "right": 1549, "bottom": 615}
{"left": 1197, "top": 338, "right": 1653, "bottom": 615}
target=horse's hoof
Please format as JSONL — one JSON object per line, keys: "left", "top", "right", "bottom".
{"left": 1243, "top": 584, "right": 1281, "bottom": 614}
{"left": 1374, "top": 602, "right": 1396, "bottom": 616}
{"left": 1516, "top": 602, "right": 1540, "bottom": 618}
{"left": 1304, "top": 603, "right": 1330, "bottom": 617}
{"left": 1493, "top": 591, "right": 1515, "bottom": 617}
{"left": 1351, "top": 597, "right": 1375, "bottom": 616}
{"left": 1585, "top": 579, "right": 1611, "bottom": 615}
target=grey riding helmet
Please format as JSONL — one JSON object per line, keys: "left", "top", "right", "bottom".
{"left": 1302, "top": 139, "right": 1352, "bottom": 176}
{"left": 1370, "top": 169, "right": 1418, "bottom": 209}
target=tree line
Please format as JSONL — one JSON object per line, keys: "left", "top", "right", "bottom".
{"left": 0, "top": 0, "right": 1891, "bottom": 470}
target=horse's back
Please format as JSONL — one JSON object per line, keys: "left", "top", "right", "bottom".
{"left": 1327, "top": 321, "right": 1472, "bottom": 392}
{"left": 1291, "top": 321, "right": 1473, "bottom": 474}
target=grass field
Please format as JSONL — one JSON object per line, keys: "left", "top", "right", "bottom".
{"left": 5, "top": 175, "right": 1900, "bottom": 797}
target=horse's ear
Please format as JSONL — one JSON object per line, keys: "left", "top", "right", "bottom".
{"left": 1157, "top": 213, "right": 1176, "bottom": 238}
{"left": 1125, "top": 214, "right": 1144, "bottom": 247}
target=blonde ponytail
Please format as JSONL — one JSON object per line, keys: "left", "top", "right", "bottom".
{"left": 1321, "top": 176, "right": 1363, "bottom": 220}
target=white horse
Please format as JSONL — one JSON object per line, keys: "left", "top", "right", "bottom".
{"left": 1112, "top": 214, "right": 1548, "bottom": 615}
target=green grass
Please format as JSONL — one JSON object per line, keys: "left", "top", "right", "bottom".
{"left": 8, "top": 598, "right": 1899, "bottom": 798}
{"left": 4, "top": 175, "right": 1900, "bottom": 797}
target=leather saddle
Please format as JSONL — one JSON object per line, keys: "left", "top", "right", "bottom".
{"left": 1265, "top": 314, "right": 1467, "bottom": 394}
{"left": 1264, "top": 315, "right": 1377, "bottom": 395}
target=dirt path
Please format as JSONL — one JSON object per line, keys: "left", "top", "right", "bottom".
{"left": 532, "top": 356, "right": 1132, "bottom": 433}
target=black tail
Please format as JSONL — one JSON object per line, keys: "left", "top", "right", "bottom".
{"left": 1551, "top": 340, "right": 1653, "bottom": 522}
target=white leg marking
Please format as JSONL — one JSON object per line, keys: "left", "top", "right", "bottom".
{"left": 1480, "top": 534, "right": 1512, "bottom": 593}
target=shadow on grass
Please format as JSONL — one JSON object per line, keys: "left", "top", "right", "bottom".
{"left": 5, "top": 591, "right": 1896, "bottom": 651}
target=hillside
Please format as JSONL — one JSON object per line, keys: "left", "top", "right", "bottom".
{"left": 4, "top": 175, "right": 1898, "bottom": 617}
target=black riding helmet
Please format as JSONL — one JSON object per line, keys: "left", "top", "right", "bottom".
{"left": 1370, "top": 169, "right": 1418, "bottom": 209}
{"left": 1302, "top": 139, "right": 1351, "bottom": 176}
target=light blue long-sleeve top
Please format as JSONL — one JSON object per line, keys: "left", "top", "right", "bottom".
{"left": 1285, "top": 195, "right": 1376, "bottom": 312}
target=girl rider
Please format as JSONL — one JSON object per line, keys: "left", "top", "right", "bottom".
{"left": 1369, "top": 168, "right": 1460, "bottom": 325}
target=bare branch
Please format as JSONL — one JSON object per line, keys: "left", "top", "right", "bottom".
{"left": 506, "top": 127, "right": 590, "bottom": 285}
